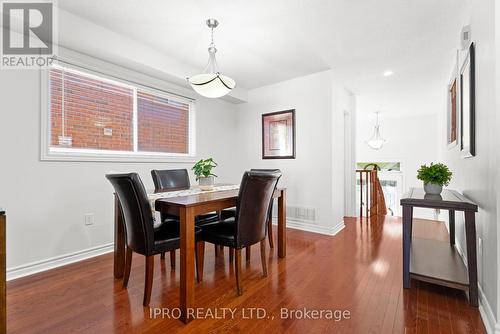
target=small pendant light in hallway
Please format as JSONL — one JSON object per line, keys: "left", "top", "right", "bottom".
{"left": 366, "top": 111, "right": 387, "bottom": 150}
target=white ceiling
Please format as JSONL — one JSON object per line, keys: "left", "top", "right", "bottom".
{"left": 58, "top": 0, "right": 470, "bottom": 101}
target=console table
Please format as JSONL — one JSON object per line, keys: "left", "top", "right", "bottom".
{"left": 400, "top": 188, "right": 478, "bottom": 306}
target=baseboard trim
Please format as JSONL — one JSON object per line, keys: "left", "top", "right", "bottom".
{"left": 454, "top": 238, "right": 498, "bottom": 333}
{"left": 273, "top": 219, "right": 345, "bottom": 236}
{"left": 7, "top": 243, "right": 114, "bottom": 281}
{"left": 478, "top": 285, "right": 500, "bottom": 334}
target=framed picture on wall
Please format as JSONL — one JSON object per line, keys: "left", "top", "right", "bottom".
{"left": 460, "top": 42, "right": 475, "bottom": 158}
{"left": 447, "top": 69, "right": 458, "bottom": 149}
{"left": 262, "top": 109, "right": 296, "bottom": 159}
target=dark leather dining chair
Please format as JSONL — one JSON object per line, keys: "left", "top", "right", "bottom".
{"left": 151, "top": 168, "right": 190, "bottom": 190}
{"left": 151, "top": 169, "right": 221, "bottom": 265}
{"left": 221, "top": 169, "right": 280, "bottom": 251}
{"left": 106, "top": 172, "right": 204, "bottom": 306}
{"left": 199, "top": 170, "right": 281, "bottom": 295}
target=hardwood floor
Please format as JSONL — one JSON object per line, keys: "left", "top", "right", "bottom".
{"left": 7, "top": 216, "right": 485, "bottom": 333}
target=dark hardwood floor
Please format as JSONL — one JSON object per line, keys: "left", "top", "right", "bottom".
{"left": 7, "top": 216, "right": 485, "bottom": 333}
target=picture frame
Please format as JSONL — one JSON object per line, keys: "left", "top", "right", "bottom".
{"left": 262, "top": 109, "right": 296, "bottom": 159}
{"left": 460, "top": 42, "right": 475, "bottom": 158}
{"left": 446, "top": 64, "right": 459, "bottom": 149}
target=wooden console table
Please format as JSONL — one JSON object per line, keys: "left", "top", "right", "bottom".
{"left": 400, "top": 188, "right": 478, "bottom": 306}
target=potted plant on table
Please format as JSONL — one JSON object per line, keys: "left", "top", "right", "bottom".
{"left": 192, "top": 158, "right": 218, "bottom": 191}
{"left": 417, "top": 163, "right": 452, "bottom": 195}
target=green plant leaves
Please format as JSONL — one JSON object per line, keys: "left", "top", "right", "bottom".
{"left": 192, "top": 158, "right": 218, "bottom": 181}
{"left": 417, "top": 163, "right": 452, "bottom": 186}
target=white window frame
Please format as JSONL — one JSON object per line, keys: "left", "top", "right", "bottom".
{"left": 41, "top": 62, "right": 197, "bottom": 162}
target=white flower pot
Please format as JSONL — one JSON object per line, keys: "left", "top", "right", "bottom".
{"left": 198, "top": 176, "right": 215, "bottom": 191}
{"left": 423, "top": 183, "right": 443, "bottom": 195}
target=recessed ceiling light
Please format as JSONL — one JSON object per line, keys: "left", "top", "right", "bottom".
{"left": 383, "top": 71, "right": 393, "bottom": 77}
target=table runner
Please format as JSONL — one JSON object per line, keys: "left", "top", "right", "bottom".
{"left": 147, "top": 184, "right": 240, "bottom": 223}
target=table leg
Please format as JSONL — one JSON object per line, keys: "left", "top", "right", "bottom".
{"left": 402, "top": 205, "right": 413, "bottom": 289}
{"left": 180, "top": 207, "right": 195, "bottom": 323}
{"left": 464, "top": 211, "right": 478, "bottom": 307}
{"left": 449, "top": 210, "right": 455, "bottom": 246}
{"left": 0, "top": 213, "right": 6, "bottom": 334}
{"left": 113, "top": 194, "right": 125, "bottom": 279}
{"left": 278, "top": 189, "right": 286, "bottom": 258}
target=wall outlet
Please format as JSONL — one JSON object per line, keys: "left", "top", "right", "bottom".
{"left": 84, "top": 214, "right": 94, "bottom": 226}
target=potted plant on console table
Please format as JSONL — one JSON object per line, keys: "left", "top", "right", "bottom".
{"left": 192, "top": 158, "right": 218, "bottom": 191}
{"left": 417, "top": 162, "right": 452, "bottom": 195}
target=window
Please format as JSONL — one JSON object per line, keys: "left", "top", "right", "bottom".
{"left": 44, "top": 64, "right": 195, "bottom": 161}
{"left": 356, "top": 161, "right": 401, "bottom": 172}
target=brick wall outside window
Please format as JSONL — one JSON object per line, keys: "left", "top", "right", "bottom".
{"left": 50, "top": 68, "right": 134, "bottom": 151}
{"left": 49, "top": 66, "right": 190, "bottom": 155}
{"left": 137, "top": 91, "right": 189, "bottom": 154}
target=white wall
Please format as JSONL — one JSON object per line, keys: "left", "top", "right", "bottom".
{"left": 496, "top": 0, "right": 500, "bottom": 326}
{"left": 438, "top": 0, "right": 498, "bottom": 328}
{"left": 0, "top": 12, "right": 240, "bottom": 275}
{"left": 235, "top": 70, "right": 352, "bottom": 233}
{"left": 331, "top": 79, "right": 352, "bottom": 223}
{"left": 343, "top": 92, "right": 357, "bottom": 217}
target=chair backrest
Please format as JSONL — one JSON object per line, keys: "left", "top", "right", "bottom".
{"left": 235, "top": 170, "right": 281, "bottom": 248}
{"left": 250, "top": 169, "right": 281, "bottom": 173}
{"left": 151, "top": 169, "right": 190, "bottom": 191}
{"left": 250, "top": 169, "right": 280, "bottom": 217}
{"left": 151, "top": 169, "right": 190, "bottom": 223}
{"left": 106, "top": 173, "right": 154, "bottom": 255}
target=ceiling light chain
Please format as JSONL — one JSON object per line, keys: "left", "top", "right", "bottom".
{"left": 210, "top": 25, "right": 214, "bottom": 46}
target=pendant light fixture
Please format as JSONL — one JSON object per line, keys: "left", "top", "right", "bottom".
{"left": 187, "top": 19, "right": 236, "bottom": 98}
{"left": 366, "top": 111, "right": 387, "bottom": 150}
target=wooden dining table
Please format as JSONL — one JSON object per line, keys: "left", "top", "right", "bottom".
{"left": 113, "top": 186, "right": 287, "bottom": 323}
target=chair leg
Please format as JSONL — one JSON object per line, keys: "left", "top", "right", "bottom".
{"left": 123, "top": 247, "right": 133, "bottom": 288}
{"left": 229, "top": 247, "right": 234, "bottom": 263}
{"left": 160, "top": 252, "right": 165, "bottom": 260}
{"left": 235, "top": 249, "right": 243, "bottom": 296}
{"left": 268, "top": 218, "right": 274, "bottom": 249}
{"left": 214, "top": 244, "right": 219, "bottom": 257}
{"left": 260, "top": 240, "right": 268, "bottom": 277}
{"left": 196, "top": 241, "right": 205, "bottom": 283}
{"left": 246, "top": 246, "right": 251, "bottom": 261}
{"left": 143, "top": 256, "right": 154, "bottom": 306}
{"left": 170, "top": 250, "right": 175, "bottom": 269}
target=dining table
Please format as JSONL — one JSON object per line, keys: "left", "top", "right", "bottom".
{"left": 112, "top": 185, "right": 287, "bottom": 323}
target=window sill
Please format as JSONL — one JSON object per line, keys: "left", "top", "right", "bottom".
{"left": 41, "top": 150, "right": 197, "bottom": 163}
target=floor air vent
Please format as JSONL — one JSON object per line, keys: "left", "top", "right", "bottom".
{"left": 273, "top": 205, "right": 316, "bottom": 222}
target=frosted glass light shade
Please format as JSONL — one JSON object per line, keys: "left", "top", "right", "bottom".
{"left": 188, "top": 73, "right": 236, "bottom": 98}
{"left": 366, "top": 125, "right": 387, "bottom": 150}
